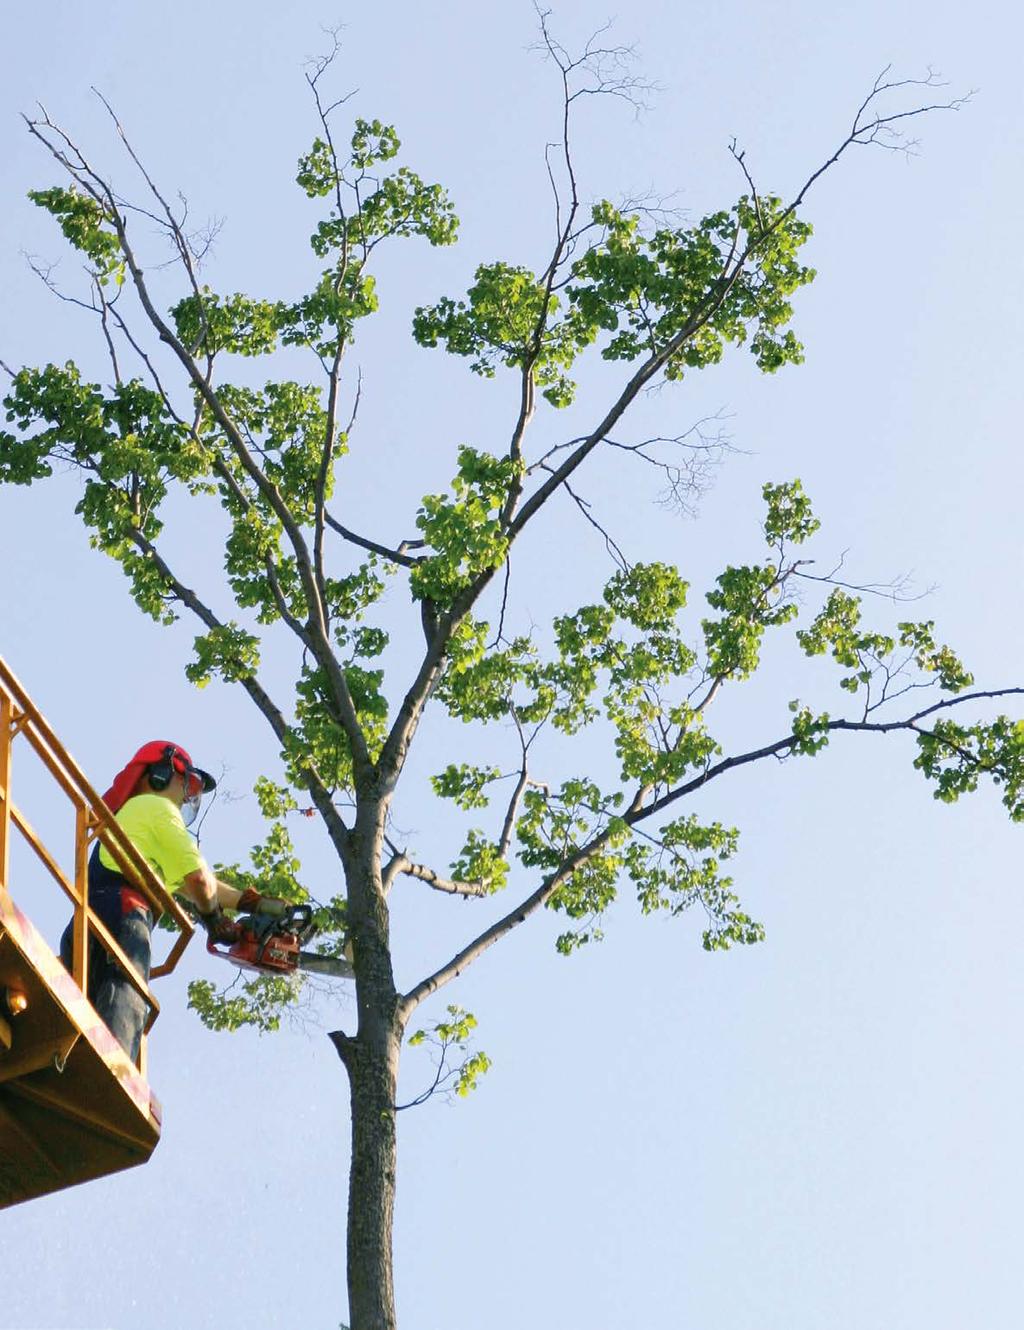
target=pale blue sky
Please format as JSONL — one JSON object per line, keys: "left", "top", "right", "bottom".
{"left": 2, "top": 2, "right": 1023, "bottom": 1328}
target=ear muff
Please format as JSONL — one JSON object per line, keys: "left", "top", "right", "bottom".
{"left": 147, "top": 745, "right": 178, "bottom": 791}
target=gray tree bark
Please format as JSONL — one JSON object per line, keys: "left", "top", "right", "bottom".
{"left": 332, "top": 805, "right": 405, "bottom": 1330}
{"left": 334, "top": 1021, "right": 401, "bottom": 1330}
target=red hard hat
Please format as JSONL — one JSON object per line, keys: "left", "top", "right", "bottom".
{"left": 103, "top": 741, "right": 216, "bottom": 814}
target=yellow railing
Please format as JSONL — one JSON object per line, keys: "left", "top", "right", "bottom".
{"left": 0, "top": 654, "right": 194, "bottom": 1069}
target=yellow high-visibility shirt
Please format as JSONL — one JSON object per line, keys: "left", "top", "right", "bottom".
{"left": 98, "top": 792, "right": 206, "bottom": 891}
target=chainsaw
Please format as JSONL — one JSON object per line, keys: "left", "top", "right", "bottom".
{"left": 201, "top": 904, "right": 354, "bottom": 979}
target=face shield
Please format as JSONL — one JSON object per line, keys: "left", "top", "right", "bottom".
{"left": 181, "top": 769, "right": 206, "bottom": 828}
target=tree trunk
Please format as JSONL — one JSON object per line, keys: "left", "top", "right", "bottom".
{"left": 333, "top": 803, "right": 405, "bottom": 1330}
{"left": 340, "top": 1018, "right": 402, "bottom": 1330}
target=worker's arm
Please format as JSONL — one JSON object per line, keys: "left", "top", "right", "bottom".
{"left": 180, "top": 870, "right": 287, "bottom": 917}
{"left": 180, "top": 867, "right": 244, "bottom": 915}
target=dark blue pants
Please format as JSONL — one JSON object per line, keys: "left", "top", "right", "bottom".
{"left": 61, "top": 889, "right": 153, "bottom": 1065}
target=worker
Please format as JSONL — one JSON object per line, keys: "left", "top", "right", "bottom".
{"left": 60, "top": 740, "right": 284, "bottom": 1063}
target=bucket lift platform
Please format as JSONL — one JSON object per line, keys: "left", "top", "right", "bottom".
{"left": 0, "top": 655, "right": 195, "bottom": 1208}
{"left": 0, "top": 892, "right": 162, "bottom": 1206}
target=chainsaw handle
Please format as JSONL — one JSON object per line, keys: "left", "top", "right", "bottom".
{"left": 282, "top": 902, "right": 311, "bottom": 924}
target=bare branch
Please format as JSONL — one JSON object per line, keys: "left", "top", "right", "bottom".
{"left": 609, "top": 425, "right": 736, "bottom": 517}
{"left": 304, "top": 26, "right": 357, "bottom": 219}
{"left": 93, "top": 277, "right": 122, "bottom": 384}
{"left": 793, "top": 551, "right": 933, "bottom": 603}
{"left": 488, "top": 557, "right": 513, "bottom": 649}
{"left": 393, "top": 857, "right": 491, "bottom": 899}
{"left": 91, "top": 87, "right": 208, "bottom": 307}
{"left": 526, "top": 412, "right": 732, "bottom": 489}
{"left": 24, "top": 252, "right": 93, "bottom": 309}
{"left": 785, "top": 68, "right": 973, "bottom": 218}
{"left": 728, "top": 138, "right": 765, "bottom": 234}
{"left": 324, "top": 512, "right": 423, "bottom": 568}
{"left": 497, "top": 727, "right": 532, "bottom": 861}
{"left": 532, "top": 8, "right": 657, "bottom": 115}
{"left": 105, "top": 302, "right": 184, "bottom": 413}
{"left": 556, "top": 472, "right": 630, "bottom": 571}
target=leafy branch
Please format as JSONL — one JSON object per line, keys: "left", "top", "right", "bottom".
{"left": 396, "top": 1006, "right": 491, "bottom": 1110}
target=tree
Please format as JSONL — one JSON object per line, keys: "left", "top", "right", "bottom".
{"left": 0, "top": 22, "right": 1011, "bottom": 1330}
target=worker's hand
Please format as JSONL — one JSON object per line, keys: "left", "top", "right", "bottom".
{"left": 202, "top": 909, "right": 242, "bottom": 945}
{"left": 236, "top": 888, "right": 289, "bottom": 918}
